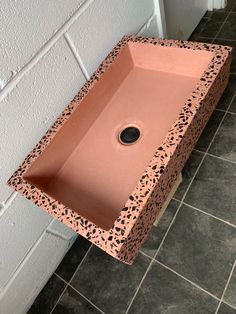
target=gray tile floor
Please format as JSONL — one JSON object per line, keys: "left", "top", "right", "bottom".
{"left": 29, "top": 6, "right": 236, "bottom": 314}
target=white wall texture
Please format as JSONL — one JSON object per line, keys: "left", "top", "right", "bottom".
{"left": 0, "top": 1, "right": 157, "bottom": 313}
{"left": 164, "top": 0, "right": 208, "bottom": 40}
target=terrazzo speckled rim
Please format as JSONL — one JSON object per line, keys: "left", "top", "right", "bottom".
{"left": 8, "top": 36, "right": 232, "bottom": 264}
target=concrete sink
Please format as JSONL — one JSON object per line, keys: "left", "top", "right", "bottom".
{"left": 8, "top": 36, "right": 232, "bottom": 264}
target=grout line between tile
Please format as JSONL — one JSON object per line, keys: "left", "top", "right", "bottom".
{"left": 203, "top": 151, "right": 236, "bottom": 164}
{"left": 214, "top": 260, "right": 236, "bottom": 314}
{"left": 182, "top": 201, "right": 236, "bottom": 228}
{"left": 198, "top": 36, "right": 236, "bottom": 43}
{"left": 215, "top": 108, "right": 227, "bottom": 112}
{"left": 227, "top": 110, "right": 236, "bottom": 115}
{"left": 136, "top": 252, "right": 221, "bottom": 306}
{"left": 155, "top": 260, "right": 221, "bottom": 301}
{"left": 221, "top": 300, "right": 236, "bottom": 311}
{"left": 54, "top": 272, "right": 68, "bottom": 285}
{"left": 50, "top": 244, "right": 93, "bottom": 313}
{"left": 125, "top": 257, "right": 153, "bottom": 313}
{"left": 212, "top": 11, "right": 231, "bottom": 41}
{"left": 126, "top": 200, "right": 184, "bottom": 313}
{"left": 68, "top": 285, "right": 106, "bottom": 314}
{"left": 193, "top": 148, "right": 236, "bottom": 165}
{"left": 54, "top": 273, "right": 106, "bottom": 314}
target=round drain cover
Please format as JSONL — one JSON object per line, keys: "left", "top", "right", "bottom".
{"left": 119, "top": 126, "right": 140, "bottom": 145}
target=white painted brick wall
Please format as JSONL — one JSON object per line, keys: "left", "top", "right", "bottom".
{"left": 0, "top": 195, "right": 52, "bottom": 290}
{"left": 0, "top": 0, "right": 87, "bottom": 85}
{"left": 0, "top": 231, "right": 71, "bottom": 314}
{"left": 67, "top": 0, "right": 154, "bottom": 76}
{"left": 0, "top": 1, "right": 157, "bottom": 312}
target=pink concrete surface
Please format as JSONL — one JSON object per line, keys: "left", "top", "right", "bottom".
{"left": 8, "top": 37, "right": 232, "bottom": 264}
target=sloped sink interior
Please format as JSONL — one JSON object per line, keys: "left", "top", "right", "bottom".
{"left": 23, "top": 42, "right": 214, "bottom": 230}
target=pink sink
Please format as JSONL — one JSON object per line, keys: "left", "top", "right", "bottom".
{"left": 8, "top": 36, "right": 232, "bottom": 264}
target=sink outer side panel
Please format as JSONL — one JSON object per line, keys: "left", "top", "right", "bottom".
{"left": 8, "top": 36, "right": 232, "bottom": 264}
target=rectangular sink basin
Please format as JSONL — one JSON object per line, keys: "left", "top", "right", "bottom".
{"left": 8, "top": 36, "right": 232, "bottom": 264}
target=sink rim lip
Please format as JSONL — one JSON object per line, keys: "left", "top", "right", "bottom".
{"left": 7, "top": 36, "right": 232, "bottom": 262}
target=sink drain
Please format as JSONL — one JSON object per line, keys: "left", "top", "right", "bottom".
{"left": 119, "top": 126, "right": 141, "bottom": 145}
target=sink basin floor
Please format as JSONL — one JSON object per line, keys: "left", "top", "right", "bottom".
{"left": 46, "top": 67, "right": 200, "bottom": 229}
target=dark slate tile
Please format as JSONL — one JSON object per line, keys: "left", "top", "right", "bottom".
{"left": 195, "top": 110, "right": 225, "bottom": 152}
{"left": 229, "top": 95, "right": 236, "bottom": 113}
{"left": 184, "top": 155, "right": 236, "bottom": 225}
{"left": 209, "top": 113, "right": 236, "bottom": 162}
{"left": 174, "top": 150, "right": 204, "bottom": 201}
{"left": 141, "top": 199, "right": 180, "bottom": 257}
{"left": 53, "top": 286, "right": 101, "bottom": 314}
{"left": 128, "top": 262, "right": 218, "bottom": 314}
{"left": 70, "top": 247, "right": 150, "bottom": 314}
{"left": 28, "top": 274, "right": 66, "bottom": 314}
{"left": 55, "top": 236, "right": 91, "bottom": 282}
{"left": 213, "top": 39, "right": 236, "bottom": 73}
{"left": 156, "top": 204, "right": 236, "bottom": 297}
{"left": 189, "top": 18, "right": 209, "bottom": 41}
{"left": 217, "top": 74, "right": 236, "bottom": 110}
{"left": 217, "top": 13, "right": 236, "bottom": 40}
{"left": 233, "top": 2, "right": 236, "bottom": 12}
{"left": 204, "top": 11, "right": 213, "bottom": 18}
{"left": 194, "top": 37, "right": 214, "bottom": 43}
{"left": 199, "top": 12, "right": 228, "bottom": 38}
{"left": 218, "top": 303, "right": 236, "bottom": 314}
{"left": 224, "top": 266, "right": 236, "bottom": 308}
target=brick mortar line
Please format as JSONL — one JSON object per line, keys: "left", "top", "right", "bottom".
{"left": 136, "top": 9, "right": 156, "bottom": 36}
{"left": 0, "top": 0, "right": 95, "bottom": 103}
{"left": 64, "top": 33, "right": 90, "bottom": 81}
{"left": 0, "top": 191, "right": 18, "bottom": 217}
{"left": 0, "top": 218, "right": 56, "bottom": 296}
